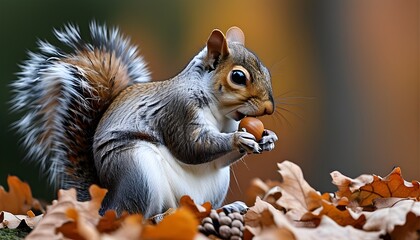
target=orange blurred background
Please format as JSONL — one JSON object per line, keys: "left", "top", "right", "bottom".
{"left": 0, "top": 0, "right": 418, "bottom": 204}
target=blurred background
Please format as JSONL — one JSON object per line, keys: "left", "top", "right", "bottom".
{"left": 0, "top": 0, "right": 418, "bottom": 204}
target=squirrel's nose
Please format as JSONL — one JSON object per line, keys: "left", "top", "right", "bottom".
{"left": 263, "top": 100, "right": 274, "bottom": 115}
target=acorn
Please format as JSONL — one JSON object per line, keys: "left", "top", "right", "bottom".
{"left": 238, "top": 117, "right": 264, "bottom": 141}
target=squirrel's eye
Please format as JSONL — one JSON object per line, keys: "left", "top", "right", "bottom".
{"left": 230, "top": 70, "right": 247, "bottom": 86}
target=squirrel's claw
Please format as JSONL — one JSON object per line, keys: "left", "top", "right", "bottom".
{"left": 258, "top": 129, "right": 278, "bottom": 151}
{"left": 236, "top": 131, "right": 262, "bottom": 154}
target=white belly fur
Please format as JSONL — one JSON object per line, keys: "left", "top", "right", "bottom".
{"left": 134, "top": 141, "right": 230, "bottom": 210}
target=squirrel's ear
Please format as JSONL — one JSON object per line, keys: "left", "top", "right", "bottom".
{"left": 226, "top": 26, "right": 245, "bottom": 45}
{"left": 207, "top": 29, "right": 229, "bottom": 63}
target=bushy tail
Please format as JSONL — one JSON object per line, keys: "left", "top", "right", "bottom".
{"left": 11, "top": 22, "right": 150, "bottom": 200}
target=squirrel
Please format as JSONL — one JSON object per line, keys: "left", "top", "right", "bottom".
{"left": 11, "top": 23, "right": 278, "bottom": 218}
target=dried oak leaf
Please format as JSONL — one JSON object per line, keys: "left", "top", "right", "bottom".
{"left": 331, "top": 171, "right": 373, "bottom": 200}
{"left": 244, "top": 197, "right": 286, "bottom": 237}
{"left": 141, "top": 207, "right": 199, "bottom": 239}
{"left": 276, "top": 161, "right": 322, "bottom": 220}
{"left": 26, "top": 185, "right": 107, "bottom": 240}
{"left": 245, "top": 197, "right": 381, "bottom": 240}
{"left": 363, "top": 199, "right": 420, "bottom": 239}
{"left": 332, "top": 167, "right": 420, "bottom": 207}
{"left": 56, "top": 207, "right": 100, "bottom": 240}
{"left": 58, "top": 207, "right": 144, "bottom": 240}
{"left": 0, "top": 211, "right": 43, "bottom": 229}
{"left": 301, "top": 200, "right": 366, "bottom": 229}
{"left": 96, "top": 210, "right": 127, "bottom": 233}
{"left": 0, "top": 176, "right": 42, "bottom": 214}
{"left": 253, "top": 216, "right": 382, "bottom": 240}
{"left": 180, "top": 195, "right": 212, "bottom": 221}
{"left": 246, "top": 178, "right": 282, "bottom": 206}
{"left": 390, "top": 211, "right": 420, "bottom": 240}
{"left": 102, "top": 214, "right": 143, "bottom": 240}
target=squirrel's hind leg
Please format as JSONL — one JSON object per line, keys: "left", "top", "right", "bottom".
{"left": 98, "top": 141, "right": 173, "bottom": 218}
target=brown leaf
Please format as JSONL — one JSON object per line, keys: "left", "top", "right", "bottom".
{"left": 0, "top": 210, "right": 43, "bottom": 230}
{"left": 25, "top": 213, "right": 43, "bottom": 229}
{"left": 246, "top": 178, "right": 282, "bottom": 206}
{"left": 332, "top": 167, "right": 420, "bottom": 207}
{"left": 295, "top": 216, "right": 382, "bottom": 240}
{"left": 180, "top": 195, "right": 212, "bottom": 221}
{"left": 103, "top": 214, "right": 143, "bottom": 239}
{"left": 390, "top": 211, "right": 420, "bottom": 240}
{"left": 251, "top": 227, "right": 296, "bottom": 240}
{"left": 245, "top": 198, "right": 381, "bottom": 240}
{"left": 244, "top": 197, "right": 286, "bottom": 236}
{"left": 59, "top": 209, "right": 143, "bottom": 240}
{"left": 1, "top": 211, "right": 25, "bottom": 229}
{"left": 331, "top": 171, "right": 374, "bottom": 200}
{"left": 317, "top": 201, "right": 366, "bottom": 228}
{"left": 0, "top": 176, "right": 42, "bottom": 214}
{"left": 276, "top": 161, "right": 322, "bottom": 220}
{"left": 373, "top": 197, "right": 410, "bottom": 209}
{"left": 363, "top": 199, "right": 420, "bottom": 236}
{"left": 56, "top": 208, "right": 100, "bottom": 240}
{"left": 96, "top": 210, "right": 126, "bottom": 233}
{"left": 246, "top": 178, "right": 271, "bottom": 206}
{"left": 26, "top": 185, "right": 107, "bottom": 240}
{"left": 142, "top": 207, "right": 198, "bottom": 239}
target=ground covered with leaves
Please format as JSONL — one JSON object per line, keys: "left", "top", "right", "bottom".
{"left": 1, "top": 161, "right": 419, "bottom": 239}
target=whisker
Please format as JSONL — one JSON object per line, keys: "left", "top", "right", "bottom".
{"left": 230, "top": 166, "right": 242, "bottom": 195}
{"left": 276, "top": 90, "right": 299, "bottom": 98}
{"left": 276, "top": 105, "right": 305, "bottom": 122}
{"left": 269, "top": 56, "right": 288, "bottom": 77}
{"left": 273, "top": 109, "right": 293, "bottom": 129}
{"left": 277, "top": 96, "right": 315, "bottom": 100}
{"left": 272, "top": 111, "right": 284, "bottom": 129}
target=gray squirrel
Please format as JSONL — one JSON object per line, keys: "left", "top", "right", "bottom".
{"left": 11, "top": 23, "right": 277, "bottom": 217}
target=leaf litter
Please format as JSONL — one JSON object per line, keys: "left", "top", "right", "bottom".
{"left": 1, "top": 161, "right": 420, "bottom": 239}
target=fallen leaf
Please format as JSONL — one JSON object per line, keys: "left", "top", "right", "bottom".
{"left": 142, "top": 208, "right": 198, "bottom": 239}
{"left": 295, "top": 216, "right": 382, "bottom": 240}
{"left": 244, "top": 197, "right": 287, "bottom": 236}
{"left": 276, "top": 161, "right": 322, "bottom": 220}
{"left": 245, "top": 198, "right": 382, "bottom": 240}
{"left": 363, "top": 199, "right": 420, "bottom": 234}
{"left": 56, "top": 208, "right": 100, "bottom": 240}
{"left": 246, "top": 178, "right": 271, "bottom": 206}
{"left": 332, "top": 167, "right": 420, "bottom": 207}
{"left": 0, "top": 176, "right": 42, "bottom": 214}
{"left": 96, "top": 210, "right": 126, "bottom": 233}
{"left": 373, "top": 197, "right": 410, "bottom": 209}
{"left": 102, "top": 214, "right": 143, "bottom": 240}
{"left": 314, "top": 201, "right": 366, "bottom": 228}
{"left": 251, "top": 227, "right": 296, "bottom": 240}
{"left": 331, "top": 171, "right": 373, "bottom": 200}
{"left": 26, "top": 185, "right": 107, "bottom": 240}
{"left": 180, "top": 195, "right": 212, "bottom": 221}
{"left": 1, "top": 211, "right": 28, "bottom": 229}
{"left": 0, "top": 211, "right": 43, "bottom": 230}
{"left": 389, "top": 211, "right": 420, "bottom": 240}
{"left": 246, "top": 178, "right": 282, "bottom": 206}
{"left": 24, "top": 212, "right": 43, "bottom": 229}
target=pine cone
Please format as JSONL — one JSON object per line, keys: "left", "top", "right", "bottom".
{"left": 198, "top": 201, "right": 247, "bottom": 240}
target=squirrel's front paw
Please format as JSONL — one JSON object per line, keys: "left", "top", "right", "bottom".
{"left": 258, "top": 129, "right": 278, "bottom": 151}
{"left": 235, "top": 131, "right": 262, "bottom": 154}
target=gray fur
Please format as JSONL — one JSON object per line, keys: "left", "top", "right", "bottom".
{"left": 12, "top": 24, "right": 277, "bottom": 217}
{"left": 11, "top": 23, "right": 150, "bottom": 199}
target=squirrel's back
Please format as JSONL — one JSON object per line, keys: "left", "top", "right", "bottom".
{"left": 11, "top": 23, "right": 150, "bottom": 199}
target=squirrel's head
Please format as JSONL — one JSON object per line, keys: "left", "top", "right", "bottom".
{"left": 205, "top": 27, "right": 274, "bottom": 121}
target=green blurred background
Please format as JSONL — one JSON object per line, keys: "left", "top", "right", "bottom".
{"left": 0, "top": 0, "right": 418, "bottom": 204}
